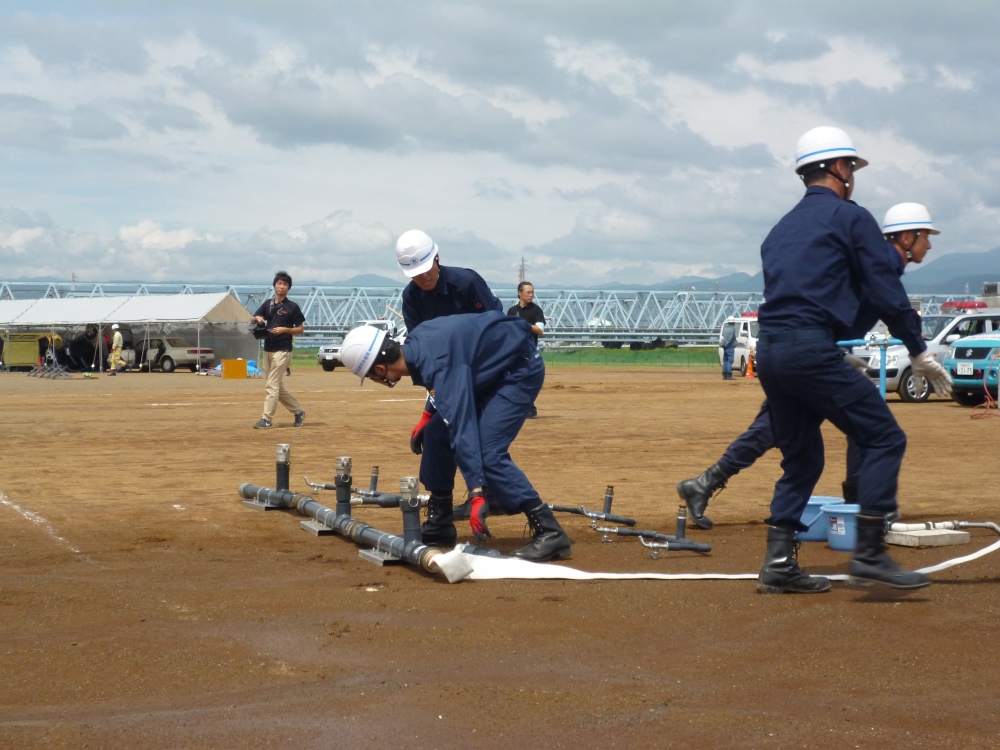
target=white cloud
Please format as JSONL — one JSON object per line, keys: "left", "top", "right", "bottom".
{"left": 118, "top": 220, "right": 205, "bottom": 251}
{"left": 732, "top": 36, "right": 907, "bottom": 92}
{"left": 935, "top": 64, "right": 974, "bottom": 91}
{"left": 362, "top": 46, "right": 568, "bottom": 125}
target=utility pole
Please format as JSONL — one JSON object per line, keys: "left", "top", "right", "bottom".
{"left": 518, "top": 256, "right": 526, "bottom": 284}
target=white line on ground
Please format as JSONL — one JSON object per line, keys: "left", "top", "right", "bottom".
{"left": 0, "top": 491, "right": 86, "bottom": 556}
{"left": 376, "top": 398, "right": 426, "bottom": 402}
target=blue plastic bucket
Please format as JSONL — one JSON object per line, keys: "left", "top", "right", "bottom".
{"left": 796, "top": 496, "right": 841, "bottom": 542}
{"left": 823, "top": 503, "right": 860, "bottom": 551}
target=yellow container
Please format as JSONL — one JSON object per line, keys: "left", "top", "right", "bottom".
{"left": 2, "top": 332, "right": 63, "bottom": 368}
{"left": 221, "top": 359, "right": 247, "bottom": 379}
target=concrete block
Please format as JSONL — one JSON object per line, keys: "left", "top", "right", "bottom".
{"left": 886, "top": 529, "right": 971, "bottom": 548}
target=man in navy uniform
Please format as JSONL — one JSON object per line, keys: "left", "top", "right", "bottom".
{"left": 753, "top": 127, "right": 950, "bottom": 594}
{"left": 395, "top": 230, "right": 504, "bottom": 544}
{"left": 676, "top": 202, "right": 942, "bottom": 531}
{"left": 339, "top": 312, "right": 572, "bottom": 561}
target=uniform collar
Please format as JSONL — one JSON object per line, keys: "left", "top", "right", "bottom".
{"left": 886, "top": 240, "right": 906, "bottom": 276}
{"left": 804, "top": 185, "right": 843, "bottom": 199}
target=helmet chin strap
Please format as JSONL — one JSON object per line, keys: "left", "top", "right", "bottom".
{"left": 800, "top": 159, "right": 855, "bottom": 197}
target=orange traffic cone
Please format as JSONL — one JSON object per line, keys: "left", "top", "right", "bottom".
{"left": 744, "top": 352, "right": 755, "bottom": 379}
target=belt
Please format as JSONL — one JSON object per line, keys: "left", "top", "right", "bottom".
{"left": 759, "top": 328, "right": 833, "bottom": 344}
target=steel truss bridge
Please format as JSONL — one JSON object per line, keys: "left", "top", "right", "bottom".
{"left": 0, "top": 281, "right": 974, "bottom": 346}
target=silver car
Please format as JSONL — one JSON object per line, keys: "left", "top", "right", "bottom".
{"left": 851, "top": 309, "right": 1000, "bottom": 402}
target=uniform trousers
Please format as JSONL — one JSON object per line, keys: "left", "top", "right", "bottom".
{"left": 110, "top": 346, "right": 125, "bottom": 371}
{"left": 421, "top": 353, "right": 544, "bottom": 514}
{"left": 722, "top": 346, "right": 735, "bottom": 375}
{"left": 756, "top": 332, "right": 905, "bottom": 530}
{"left": 262, "top": 350, "right": 302, "bottom": 420}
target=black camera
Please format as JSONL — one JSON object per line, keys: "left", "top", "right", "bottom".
{"left": 251, "top": 321, "right": 269, "bottom": 340}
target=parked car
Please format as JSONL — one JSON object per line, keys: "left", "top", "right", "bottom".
{"left": 133, "top": 337, "right": 214, "bottom": 372}
{"left": 317, "top": 319, "right": 405, "bottom": 372}
{"left": 849, "top": 304, "right": 1000, "bottom": 402}
{"left": 717, "top": 313, "right": 759, "bottom": 376}
{"left": 942, "top": 332, "right": 1000, "bottom": 406}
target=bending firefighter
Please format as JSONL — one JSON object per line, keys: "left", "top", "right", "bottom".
{"left": 340, "top": 311, "right": 572, "bottom": 562}
{"left": 395, "top": 229, "right": 505, "bottom": 531}
{"left": 752, "top": 127, "right": 950, "bottom": 594}
{"left": 677, "top": 201, "right": 943, "bottom": 530}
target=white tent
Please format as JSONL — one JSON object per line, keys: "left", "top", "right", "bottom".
{"left": 2, "top": 293, "right": 254, "bottom": 372}
{"left": 0, "top": 299, "right": 41, "bottom": 325}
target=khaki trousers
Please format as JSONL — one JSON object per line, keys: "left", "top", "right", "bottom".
{"left": 110, "top": 346, "right": 125, "bottom": 371}
{"left": 262, "top": 350, "right": 302, "bottom": 420}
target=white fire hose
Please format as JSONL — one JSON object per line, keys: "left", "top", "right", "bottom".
{"left": 432, "top": 521, "right": 1000, "bottom": 583}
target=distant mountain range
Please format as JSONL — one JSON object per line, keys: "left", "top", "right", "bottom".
{"left": 8, "top": 248, "right": 1000, "bottom": 294}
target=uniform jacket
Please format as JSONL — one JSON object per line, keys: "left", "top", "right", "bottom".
{"left": 401, "top": 311, "right": 537, "bottom": 489}
{"left": 759, "top": 186, "right": 925, "bottom": 357}
{"left": 401, "top": 265, "right": 503, "bottom": 333}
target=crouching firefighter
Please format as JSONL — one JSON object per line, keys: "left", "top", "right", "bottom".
{"left": 339, "top": 311, "right": 572, "bottom": 562}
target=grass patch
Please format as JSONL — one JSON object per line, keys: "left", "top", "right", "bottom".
{"left": 288, "top": 345, "right": 720, "bottom": 368}
{"left": 542, "top": 347, "right": 718, "bottom": 367}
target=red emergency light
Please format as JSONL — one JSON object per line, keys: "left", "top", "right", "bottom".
{"left": 941, "top": 301, "right": 987, "bottom": 311}
{"left": 740, "top": 311, "right": 758, "bottom": 317}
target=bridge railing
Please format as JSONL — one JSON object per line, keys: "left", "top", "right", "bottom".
{"left": 0, "top": 281, "right": 975, "bottom": 345}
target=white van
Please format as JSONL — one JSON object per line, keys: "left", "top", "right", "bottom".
{"left": 718, "top": 313, "right": 759, "bottom": 376}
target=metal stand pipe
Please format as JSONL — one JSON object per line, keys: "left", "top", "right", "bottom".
{"left": 603, "top": 485, "right": 614, "bottom": 515}
{"left": 675, "top": 505, "right": 687, "bottom": 539}
{"left": 399, "top": 477, "right": 421, "bottom": 546}
{"left": 369, "top": 465, "right": 379, "bottom": 493}
{"left": 276, "top": 444, "right": 290, "bottom": 492}
{"left": 335, "top": 456, "right": 352, "bottom": 519}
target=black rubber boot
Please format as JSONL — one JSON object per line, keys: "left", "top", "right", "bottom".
{"left": 848, "top": 513, "right": 931, "bottom": 590}
{"left": 420, "top": 493, "right": 456, "bottom": 546}
{"left": 453, "top": 490, "right": 503, "bottom": 520}
{"left": 511, "top": 503, "right": 572, "bottom": 562}
{"left": 841, "top": 480, "right": 857, "bottom": 504}
{"left": 452, "top": 498, "right": 471, "bottom": 521}
{"left": 675, "top": 462, "right": 729, "bottom": 530}
{"left": 757, "top": 526, "right": 831, "bottom": 594}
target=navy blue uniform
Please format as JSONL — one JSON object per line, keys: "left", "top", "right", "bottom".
{"left": 756, "top": 186, "right": 926, "bottom": 530}
{"left": 401, "top": 265, "right": 503, "bottom": 495}
{"left": 720, "top": 240, "right": 908, "bottom": 481}
{"left": 402, "top": 312, "right": 544, "bottom": 513}
{"left": 401, "top": 265, "right": 502, "bottom": 333}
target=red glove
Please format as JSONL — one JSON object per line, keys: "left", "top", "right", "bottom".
{"left": 410, "top": 410, "right": 433, "bottom": 455}
{"left": 469, "top": 493, "right": 491, "bottom": 542}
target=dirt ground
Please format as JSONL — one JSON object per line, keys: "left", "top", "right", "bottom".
{"left": 2, "top": 366, "right": 999, "bottom": 749}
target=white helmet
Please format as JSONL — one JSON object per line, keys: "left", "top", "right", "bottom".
{"left": 111, "top": 324, "right": 120, "bottom": 330}
{"left": 339, "top": 325, "right": 387, "bottom": 383}
{"left": 395, "top": 229, "right": 438, "bottom": 278}
{"left": 882, "top": 203, "right": 940, "bottom": 235}
{"left": 795, "top": 126, "right": 868, "bottom": 174}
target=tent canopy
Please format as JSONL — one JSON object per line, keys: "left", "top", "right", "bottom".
{"left": 0, "top": 293, "right": 252, "bottom": 328}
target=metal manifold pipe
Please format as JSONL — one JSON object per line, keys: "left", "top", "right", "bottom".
{"left": 239, "top": 457, "right": 471, "bottom": 583}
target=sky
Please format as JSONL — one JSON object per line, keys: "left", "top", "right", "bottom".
{"left": 1, "top": 1, "right": 1000, "bottom": 287}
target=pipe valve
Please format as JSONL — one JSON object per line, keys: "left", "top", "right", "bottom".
{"left": 276, "top": 444, "right": 290, "bottom": 464}
{"left": 335, "top": 456, "right": 352, "bottom": 479}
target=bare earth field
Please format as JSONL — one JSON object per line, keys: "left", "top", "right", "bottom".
{"left": 1, "top": 367, "right": 998, "bottom": 749}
